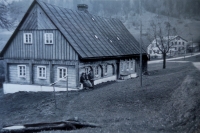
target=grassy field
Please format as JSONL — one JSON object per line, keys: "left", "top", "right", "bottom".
{"left": 0, "top": 56, "right": 200, "bottom": 133}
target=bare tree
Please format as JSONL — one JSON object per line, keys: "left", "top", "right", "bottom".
{"left": 0, "top": 0, "right": 15, "bottom": 30}
{"left": 148, "top": 18, "right": 176, "bottom": 69}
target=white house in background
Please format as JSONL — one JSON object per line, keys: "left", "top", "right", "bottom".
{"left": 147, "top": 35, "right": 188, "bottom": 58}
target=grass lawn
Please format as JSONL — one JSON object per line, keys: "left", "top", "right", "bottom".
{"left": 0, "top": 57, "right": 200, "bottom": 133}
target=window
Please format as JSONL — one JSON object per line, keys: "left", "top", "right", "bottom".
{"left": 175, "top": 42, "right": 177, "bottom": 45}
{"left": 95, "top": 66, "right": 98, "bottom": 76}
{"left": 44, "top": 33, "right": 53, "bottom": 44}
{"left": 126, "top": 62, "right": 129, "bottom": 70}
{"left": 24, "top": 33, "right": 32, "bottom": 44}
{"left": 179, "top": 42, "right": 181, "bottom": 45}
{"left": 37, "top": 66, "right": 46, "bottom": 79}
{"left": 18, "top": 65, "right": 26, "bottom": 77}
{"left": 57, "top": 67, "right": 67, "bottom": 80}
{"left": 171, "top": 42, "right": 173, "bottom": 45}
{"left": 183, "top": 42, "right": 185, "bottom": 45}
{"left": 85, "top": 67, "right": 89, "bottom": 74}
{"left": 105, "top": 65, "right": 108, "bottom": 75}
{"left": 121, "top": 63, "right": 124, "bottom": 71}
{"left": 131, "top": 61, "right": 135, "bottom": 70}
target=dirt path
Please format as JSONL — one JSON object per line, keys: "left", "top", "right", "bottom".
{"left": 148, "top": 52, "right": 200, "bottom": 64}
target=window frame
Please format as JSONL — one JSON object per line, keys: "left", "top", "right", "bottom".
{"left": 17, "top": 65, "right": 26, "bottom": 78}
{"left": 95, "top": 66, "right": 99, "bottom": 76}
{"left": 57, "top": 67, "right": 67, "bottom": 81}
{"left": 104, "top": 65, "right": 108, "bottom": 75}
{"left": 131, "top": 61, "right": 134, "bottom": 70}
{"left": 121, "top": 62, "right": 124, "bottom": 71}
{"left": 37, "top": 66, "right": 47, "bottom": 79}
{"left": 126, "top": 61, "right": 129, "bottom": 71}
{"left": 85, "top": 67, "right": 89, "bottom": 74}
{"left": 44, "top": 33, "right": 53, "bottom": 44}
{"left": 23, "top": 33, "right": 32, "bottom": 44}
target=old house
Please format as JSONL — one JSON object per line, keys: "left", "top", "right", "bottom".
{"left": 0, "top": 0, "right": 148, "bottom": 94}
{"left": 147, "top": 35, "right": 188, "bottom": 58}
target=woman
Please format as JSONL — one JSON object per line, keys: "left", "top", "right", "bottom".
{"left": 80, "top": 73, "right": 92, "bottom": 89}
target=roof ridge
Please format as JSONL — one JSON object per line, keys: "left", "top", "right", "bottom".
{"left": 36, "top": 0, "right": 121, "bottom": 22}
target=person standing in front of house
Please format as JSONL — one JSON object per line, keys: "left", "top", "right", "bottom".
{"left": 88, "top": 70, "right": 94, "bottom": 89}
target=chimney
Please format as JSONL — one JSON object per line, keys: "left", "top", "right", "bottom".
{"left": 77, "top": 4, "right": 88, "bottom": 13}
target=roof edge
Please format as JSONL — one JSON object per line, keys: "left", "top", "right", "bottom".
{"left": 0, "top": 0, "right": 37, "bottom": 57}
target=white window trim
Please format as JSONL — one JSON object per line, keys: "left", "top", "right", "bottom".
{"left": 131, "top": 61, "right": 133, "bottom": 70}
{"left": 127, "top": 62, "right": 129, "bottom": 71}
{"left": 17, "top": 65, "right": 26, "bottom": 78}
{"left": 37, "top": 66, "right": 47, "bottom": 79}
{"left": 44, "top": 33, "right": 53, "bottom": 44}
{"left": 121, "top": 63, "right": 124, "bottom": 71}
{"left": 85, "top": 67, "right": 89, "bottom": 74}
{"left": 104, "top": 65, "right": 108, "bottom": 75}
{"left": 95, "top": 66, "right": 99, "bottom": 77}
{"left": 23, "top": 33, "right": 32, "bottom": 44}
{"left": 57, "top": 67, "right": 67, "bottom": 81}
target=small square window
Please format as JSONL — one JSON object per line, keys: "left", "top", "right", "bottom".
{"left": 18, "top": 65, "right": 26, "bottom": 78}
{"left": 24, "top": 33, "right": 32, "bottom": 44}
{"left": 44, "top": 33, "right": 53, "bottom": 44}
{"left": 37, "top": 66, "right": 46, "bottom": 79}
{"left": 57, "top": 67, "right": 67, "bottom": 80}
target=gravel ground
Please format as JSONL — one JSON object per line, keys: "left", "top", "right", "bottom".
{"left": 0, "top": 59, "right": 200, "bottom": 133}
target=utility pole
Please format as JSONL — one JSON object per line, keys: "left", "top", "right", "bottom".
{"left": 139, "top": 0, "right": 143, "bottom": 87}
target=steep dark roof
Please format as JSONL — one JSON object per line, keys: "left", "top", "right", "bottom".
{"left": 1, "top": 0, "right": 146, "bottom": 59}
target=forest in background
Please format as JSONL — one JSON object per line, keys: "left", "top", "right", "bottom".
{"left": 0, "top": 0, "right": 200, "bottom": 50}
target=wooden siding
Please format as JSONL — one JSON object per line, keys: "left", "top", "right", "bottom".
{"left": 53, "top": 65, "right": 76, "bottom": 88}
{"left": 120, "top": 59, "right": 136, "bottom": 74}
{"left": 20, "top": 4, "right": 56, "bottom": 30}
{"left": 6, "top": 59, "right": 78, "bottom": 88}
{"left": 4, "top": 30, "right": 79, "bottom": 60}
{"left": 79, "top": 59, "right": 118, "bottom": 81}
{"left": 8, "top": 64, "right": 30, "bottom": 84}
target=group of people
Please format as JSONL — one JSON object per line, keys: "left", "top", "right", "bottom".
{"left": 80, "top": 70, "right": 94, "bottom": 89}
